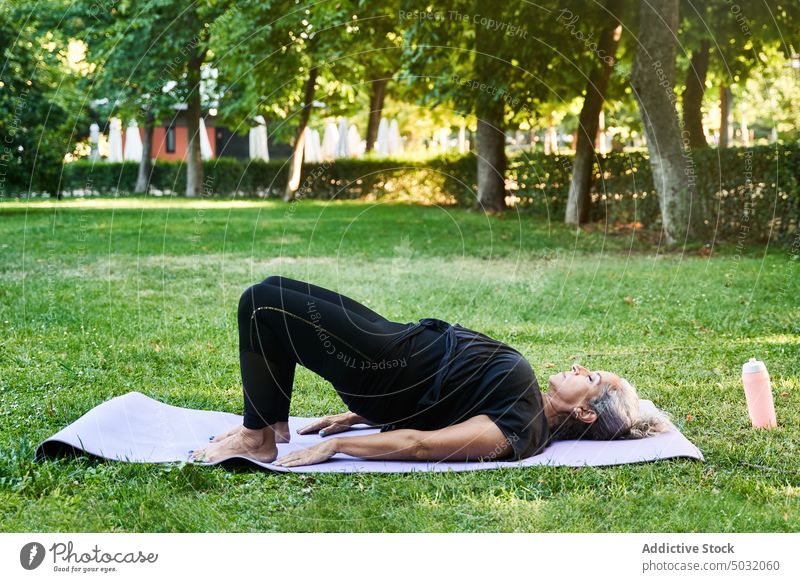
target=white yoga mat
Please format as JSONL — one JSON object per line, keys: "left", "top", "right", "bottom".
{"left": 35, "top": 391, "right": 704, "bottom": 473}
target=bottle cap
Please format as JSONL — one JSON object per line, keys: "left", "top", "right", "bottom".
{"left": 742, "top": 357, "right": 767, "bottom": 374}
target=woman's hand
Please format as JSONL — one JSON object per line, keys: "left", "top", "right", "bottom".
{"left": 297, "top": 411, "right": 364, "bottom": 437}
{"left": 273, "top": 440, "right": 338, "bottom": 467}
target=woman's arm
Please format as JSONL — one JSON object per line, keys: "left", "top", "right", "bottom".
{"left": 274, "top": 415, "right": 513, "bottom": 467}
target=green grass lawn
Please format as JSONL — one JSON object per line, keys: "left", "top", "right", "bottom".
{"left": 1, "top": 196, "right": 798, "bottom": 532}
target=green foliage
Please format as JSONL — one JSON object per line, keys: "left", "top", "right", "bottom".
{"left": 584, "top": 146, "right": 800, "bottom": 244}
{"left": 678, "top": 0, "right": 800, "bottom": 82}
{"left": 401, "top": 0, "right": 565, "bottom": 123}
{"left": 0, "top": 1, "right": 90, "bottom": 196}
{"left": 62, "top": 0, "right": 199, "bottom": 127}
{"left": 46, "top": 144, "right": 799, "bottom": 245}
{"left": 737, "top": 47, "right": 800, "bottom": 140}
{"left": 512, "top": 145, "right": 799, "bottom": 245}
{"left": 212, "top": 0, "right": 365, "bottom": 142}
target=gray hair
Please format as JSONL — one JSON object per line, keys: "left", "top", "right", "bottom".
{"left": 548, "top": 377, "right": 673, "bottom": 441}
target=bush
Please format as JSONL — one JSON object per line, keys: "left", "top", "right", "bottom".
{"left": 58, "top": 156, "right": 473, "bottom": 204}
{"left": 18, "top": 144, "right": 800, "bottom": 245}
{"left": 511, "top": 145, "right": 799, "bottom": 245}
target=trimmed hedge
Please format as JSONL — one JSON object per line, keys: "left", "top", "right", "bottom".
{"left": 57, "top": 156, "right": 478, "bottom": 203}
{"left": 60, "top": 157, "right": 288, "bottom": 199}
{"left": 34, "top": 144, "right": 800, "bottom": 244}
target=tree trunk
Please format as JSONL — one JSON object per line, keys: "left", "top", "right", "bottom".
{"left": 682, "top": 39, "right": 710, "bottom": 149}
{"left": 719, "top": 85, "right": 732, "bottom": 148}
{"left": 185, "top": 52, "right": 204, "bottom": 198}
{"left": 134, "top": 111, "right": 154, "bottom": 194}
{"left": 631, "top": 0, "right": 693, "bottom": 244}
{"left": 475, "top": 96, "right": 507, "bottom": 213}
{"left": 284, "top": 65, "right": 319, "bottom": 201}
{"left": 472, "top": 2, "right": 506, "bottom": 213}
{"left": 365, "top": 77, "right": 389, "bottom": 153}
{"left": 565, "top": 0, "right": 624, "bottom": 226}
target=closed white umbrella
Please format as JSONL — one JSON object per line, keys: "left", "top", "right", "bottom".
{"left": 439, "top": 127, "right": 450, "bottom": 153}
{"left": 107, "top": 117, "right": 123, "bottom": 162}
{"left": 123, "top": 121, "right": 143, "bottom": 162}
{"left": 309, "top": 128, "right": 322, "bottom": 163}
{"left": 199, "top": 117, "right": 213, "bottom": 160}
{"left": 347, "top": 124, "right": 361, "bottom": 158}
{"left": 249, "top": 115, "right": 269, "bottom": 161}
{"left": 389, "top": 119, "right": 403, "bottom": 156}
{"left": 89, "top": 123, "right": 100, "bottom": 161}
{"left": 376, "top": 117, "right": 389, "bottom": 157}
{"left": 336, "top": 118, "right": 349, "bottom": 158}
{"left": 302, "top": 126, "right": 318, "bottom": 163}
{"left": 321, "top": 122, "right": 338, "bottom": 160}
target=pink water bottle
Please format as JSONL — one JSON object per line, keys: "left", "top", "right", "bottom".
{"left": 741, "top": 358, "right": 777, "bottom": 428}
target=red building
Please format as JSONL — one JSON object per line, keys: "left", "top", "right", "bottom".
{"left": 150, "top": 113, "right": 218, "bottom": 162}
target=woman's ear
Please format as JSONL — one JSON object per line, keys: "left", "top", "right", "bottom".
{"left": 573, "top": 406, "right": 597, "bottom": 424}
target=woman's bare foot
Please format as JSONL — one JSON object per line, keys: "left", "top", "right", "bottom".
{"left": 209, "top": 424, "right": 241, "bottom": 443}
{"left": 210, "top": 421, "right": 290, "bottom": 444}
{"left": 191, "top": 425, "right": 277, "bottom": 463}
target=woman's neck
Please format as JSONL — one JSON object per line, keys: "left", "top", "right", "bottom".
{"left": 541, "top": 391, "right": 558, "bottom": 429}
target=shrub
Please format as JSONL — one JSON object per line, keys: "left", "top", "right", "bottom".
{"left": 13, "top": 144, "right": 798, "bottom": 245}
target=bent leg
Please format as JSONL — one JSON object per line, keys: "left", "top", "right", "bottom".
{"left": 237, "top": 279, "right": 409, "bottom": 429}
{"left": 238, "top": 287, "right": 296, "bottom": 430}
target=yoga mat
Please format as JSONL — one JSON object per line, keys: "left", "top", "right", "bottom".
{"left": 35, "top": 391, "right": 704, "bottom": 473}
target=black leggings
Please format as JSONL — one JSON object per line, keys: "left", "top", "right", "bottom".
{"left": 237, "top": 276, "right": 446, "bottom": 429}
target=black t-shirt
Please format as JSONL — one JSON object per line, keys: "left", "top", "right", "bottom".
{"left": 379, "top": 319, "right": 551, "bottom": 461}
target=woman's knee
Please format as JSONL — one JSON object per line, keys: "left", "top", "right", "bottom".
{"left": 238, "top": 282, "right": 277, "bottom": 318}
{"left": 238, "top": 287, "right": 254, "bottom": 324}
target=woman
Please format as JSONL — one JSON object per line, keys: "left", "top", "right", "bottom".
{"left": 189, "top": 275, "right": 672, "bottom": 467}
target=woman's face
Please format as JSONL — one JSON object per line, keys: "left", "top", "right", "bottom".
{"left": 547, "top": 364, "right": 623, "bottom": 415}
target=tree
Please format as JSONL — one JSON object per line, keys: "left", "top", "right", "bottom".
{"left": 403, "top": 0, "right": 558, "bottom": 213}
{"left": 285, "top": 60, "right": 319, "bottom": 198}
{"left": 678, "top": 0, "right": 799, "bottom": 148}
{"left": 682, "top": 39, "right": 710, "bottom": 148}
{"left": 65, "top": 1, "right": 185, "bottom": 194}
{"left": 472, "top": 3, "right": 507, "bottom": 212}
{"left": 173, "top": 1, "right": 228, "bottom": 198}
{"left": 213, "top": 0, "right": 359, "bottom": 201}
{"left": 0, "top": 1, "right": 88, "bottom": 197}
{"left": 631, "top": 0, "right": 693, "bottom": 244}
{"left": 564, "top": 0, "right": 625, "bottom": 226}
{"left": 718, "top": 84, "right": 733, "bottom": 147}
{"left": 359, "top": 0, "right": 404, "bottom": 153}
{"left": 65, "top": 1, "right": 233, "bottom": 197}
{"left": 737, "top": 45, "right": 800, "bottom": 141}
